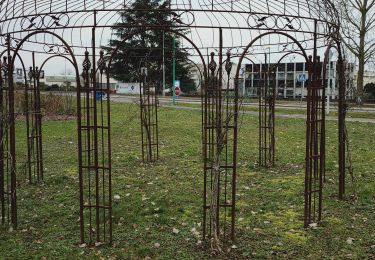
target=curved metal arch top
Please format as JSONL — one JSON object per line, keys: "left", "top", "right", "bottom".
{"left": 235, "top": 31, "right": 311, "bottom": 81}
{"left": 0, "top": 0, "right": 340, "bottom": 59}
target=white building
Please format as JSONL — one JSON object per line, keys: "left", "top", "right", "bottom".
{"left": 244, "top": 61, "right": 355, "bottom": 100}
{"left": 116, "top": 82, "right": 140, "bottom": 94}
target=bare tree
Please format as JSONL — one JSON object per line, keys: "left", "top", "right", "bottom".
{"left": 338, "top": 0, "right": 375, "bottom": 103}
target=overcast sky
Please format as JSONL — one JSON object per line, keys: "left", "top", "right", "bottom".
{"left": 3, "top": 2, "right": 337, "bottom": 76}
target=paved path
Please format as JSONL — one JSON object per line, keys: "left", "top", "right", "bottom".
{"left": 160, "top": 104, "right": 375, "bottom": 124}
{"left": 111, "top": 94, "right": 375, "bottom": 113}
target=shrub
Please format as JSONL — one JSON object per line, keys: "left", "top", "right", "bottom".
{"left": 13, "top": 91, "right": 76, "bottom": 117}
{"left": 364, "top": 82, "right": 375, "bottom": 101}
{"left": 44, "top": 84, "right": 60, "bottom": 91}
{"left": 40, "top": 92, "right": 76, "bottom": 116}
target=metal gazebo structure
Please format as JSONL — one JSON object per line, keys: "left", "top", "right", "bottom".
{"left": 0, "top": 0, "right": 349, "bottom": 248}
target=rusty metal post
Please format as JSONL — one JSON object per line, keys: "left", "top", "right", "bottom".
{"left": 203, "top": 28, "right": 238, "bottom": 244}
{"left": 139, "top": 62, "right": 159, "bottom": 163}
{"left": 78, "top": 16, "right": 113, "bottom": 245}
{"left": 337, "top": 45, "right": 346, "bottom": 200}
{"left": 25, "top": 52, "right": 44, "bottom": 184}
{"left": 0, "top": 36, "right": 18, "bottom": 228}
{"left": 0, "top": 52, "right": 5, "bottom": 225}
{"left": 103, "top": 53, "right": 113, "bottom": 244}
{"left": 258, "top": 54, "right": 275, "bottom": 167}
{"left": 304, "top": 20, "right": 325, "bottom": 227}
{"left": 5, "top": 34, "right": 17, "bottom": 228}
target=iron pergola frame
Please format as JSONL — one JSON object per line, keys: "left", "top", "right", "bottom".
{"left": 0, "top": 0, "right": 350, "bottom": 250}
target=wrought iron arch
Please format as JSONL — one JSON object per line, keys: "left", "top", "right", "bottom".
{"left": 0, "top": 0, "right": 348, "bottom": 252}
{"left": 322, "top": 39, "right": 348, "bottom": 200}
{"left": 234, "top": 30, "right": 325, "bottom": 228}
{"left": 38, "top": 54, "right": 75, "bottom": 74}
{"left": 0, "top": 47, "right": 29, "bottom": 228}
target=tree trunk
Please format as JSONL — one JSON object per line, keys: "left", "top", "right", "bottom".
{"left": 357, "top": 4, "right": 368, "bottom": 105}
{"left": 357, "top": 56, "right": 365, "bottom": 104}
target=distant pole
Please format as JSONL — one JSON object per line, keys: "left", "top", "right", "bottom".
{"left": 327, "top": 57, "right": 331, "bottom": 115}
{"left": 327, "top": 50, "right": 333, "bottom": 115}
{"left": 172, "top": 35, "right": 176, "bottom": 104}
{"left": 163, "top": 31, "right": 166, "bottom": 97}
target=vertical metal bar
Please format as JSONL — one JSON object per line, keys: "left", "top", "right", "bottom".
{"left": 318, "top": 55, "right": 325, "bottom": 221}
{"left": 202, "top": 61, "right": 208, "bottom": 240}
{"left": 138, "top": 62, "right": 158, "bottom": 163}
{"left": 139, "top": 77, "right": 145, "bottom": 162}
{"left": 231, "top": 57, "right": 239, "bottom": 242}
{"left": 92, "top": 14, "right": 101, "bottom": 242}
{"left": 78, "top": 56, "right": 85, "bottom": 245}
{"left": 258, "top": 64, "right": 262, "bottom": 165}
{"left": 32, "top": 53, "right": 40, "bottom": 182}
{"left": 215, "top": 27, "right": 223, "bottom": 237}
{"left": 7, "top": 34, "right": 17, "bottom": 229}
{"left": 25, "top": 52, "right": 44, "bottom": 183}
{"left": 26, "top": 64, "right": 32, "bottom": 183}
{"left": 80, "top": 50, "right": 92, "bottom": 244}
{"left": 24, "top": 59, "right": 32, "bottom": 184}
{"left": 338, "top": 44, "right": 346, "bottom": 200}
{"left": 304, "top": 19, "right": 324, "bottom": 226}
{"left": 155, "top": 87, "right": 159, "bottom": 160}
{"left": 304, "top": 55, "right": 312, "bottom": 228}
{"left": 271, "top": 64, "right": 276, "bottom": 166}
{"left": 36, "top": 68, "right": 44, "bottom": 180}
{"left": 105, "top": 67, "right": 113, "bottom": 244}
{"left": 0, "top": 56, "right": 4, "bottom": 225}
{"left": 147, "top": 78, "right": 152, "bottom": 161}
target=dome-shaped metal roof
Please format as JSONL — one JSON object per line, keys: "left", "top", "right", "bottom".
{"left": 0, "top": 0, "right": 338, "bottom": 25}
{"left": 0, "top": 0, "right": 339, "bottom": 57}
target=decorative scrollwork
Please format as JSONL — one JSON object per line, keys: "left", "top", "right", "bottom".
{"left": 2, "top": 56, "right": 8, "bottom": 75}
{"left": 43, "top": 13, "right": 70, "bottom": 28}
{"left": 279, "top": 40, "right": 308, "bottom": 53}
{"left": 247, "top": 14, "right": 275, "bottom": 29}
{"left": 97, "top": 50, "right": 107, "bottom": 74}
{"left": 1, "top": 36, "right": 19, "bottom": 50}
{"left": 82, "top": 51, "right": 91, "bottom": 73}
{"left": 275, "top": 16, "right": 301, "bottom": 31}
{"left": 208, "top": 52, "right": 217, "bottom": 73}
{"left": 21, "top": 16, "right": 43, "bottom": 30}
{"left": 28, "top": 67, "right": 35, "bottom": 79}
{"left": 43, "top": 44, "right": 70, "bottom": 55}
{"left": 170, "top": 11, "right": 195, "bottom": 26}
{"left": 225, "top": 52, "right": 232, "bottom": 76}
{"left": 0, "top": 35, "right": 5, "bottom": 46}
{"left": 247, "top": 14, "right": 301, "bottom": 31}
{"left": 21, "top": 13, "right": 70, "bottom": 30}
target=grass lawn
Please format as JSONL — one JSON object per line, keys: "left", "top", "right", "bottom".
{"left": 1, "top": 101, "right": 375, "bottom": 259}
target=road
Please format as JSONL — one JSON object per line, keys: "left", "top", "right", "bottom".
{"left": 109, "top": 94, "right": 375, "bottom": 124}
{"left": 110, "top": 94, "right": 375, "bottom": 113}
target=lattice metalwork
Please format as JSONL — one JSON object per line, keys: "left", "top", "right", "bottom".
{"left": 0, "top": 0, "right": 344, "bottom": 247}
{"left": 258, "top": 58, "right": 276, "bottom": 168}
{"left": 25, "top": 52, "right": 43, "bottom": 184}
{"left": 304, "top": 50, "right": 325, "bottom": 227}
{"left": 203, "top": 30, "right": 238, "bottom": 246}
{"left": 0, "top": 39, "right": 17, "bottom": 228}
{"left": 139, "top": 65, "right": 159, "bottom": 163}
{"left": 78, "top": 49, "right": 112, "bottom": 245}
